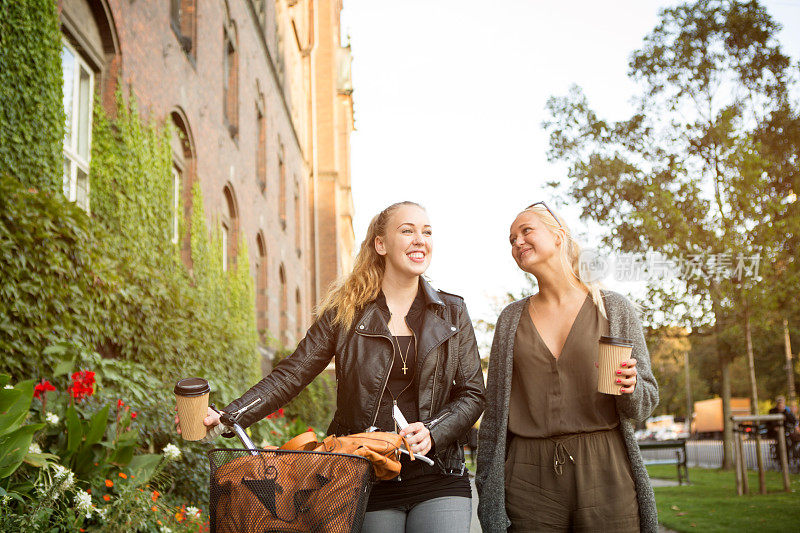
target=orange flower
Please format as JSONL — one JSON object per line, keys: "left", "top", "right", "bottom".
{"left": 103, "top": 495, "right": 111, "bottom": 501}
{"left": 152, "top": 506, "right": 158, "bottom": 512}
{"left": 105, "top": 479, "right": 113, "bottom": 487}
{"left": 118, "top": 472, "right": 128, "bottom": 479}
{"left": 86, "top": 489, "right": 92, "bottom": 494}
{"left": 175, "top": 511, "right": 185, "bottom": 522}
{"left": 151, "top": 490, "right": 160, "bottom": 502}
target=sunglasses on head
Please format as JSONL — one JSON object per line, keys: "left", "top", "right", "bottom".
{"left": 526, "top": 201, "right": 562, "bottom": 228}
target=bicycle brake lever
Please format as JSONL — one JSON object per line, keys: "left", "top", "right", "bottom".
{"left": 397, "top": 446, "right": 435, "bottom": 466}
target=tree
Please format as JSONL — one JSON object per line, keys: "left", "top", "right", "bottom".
{"left": 544, "top": 0, "right": 799, "bottom": 468}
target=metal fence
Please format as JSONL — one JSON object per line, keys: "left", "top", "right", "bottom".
{"left": 639, "top": 439, "right": 781, "bottom": 470}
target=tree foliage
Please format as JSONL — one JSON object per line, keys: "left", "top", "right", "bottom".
{"left": 544, "top": 0, "right": 799, "bottom": 466}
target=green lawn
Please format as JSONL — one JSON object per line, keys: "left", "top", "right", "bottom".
{"left": 648, "top": 464, "right": 800, "bottom": 532}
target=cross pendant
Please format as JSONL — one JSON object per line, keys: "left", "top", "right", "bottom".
{"left": 402, "top": 363, "right": 408, "bottom": 375}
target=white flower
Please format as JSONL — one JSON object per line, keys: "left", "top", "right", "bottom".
{"left": 74, "top": 491, "right": 93, "bottom": 518}
{"left": 3, "top": 384, "right": 13, "bottom": 389}
{"left": 162, "top": 443, "right": 181, "bottom": 461}
{"left": 52, "top": 464, "right": 75, "bottom": 489}
{"left": 160, "top": 526, "right": 173, "bottom": 533}
{"left": 186, "top": 506, "right": 201, "bottom": 517}
{"left": 29, "top": 442, "right": 42, "bottom": 454}
{"left": 45, "top": 412, "right": 60, "bottom": 425}
{"left": 96, "top": 506, "right": 107, "bottom": 520}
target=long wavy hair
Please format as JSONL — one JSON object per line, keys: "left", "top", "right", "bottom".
{"left": 520, "top": 204, "right": 607, "bottom": 318}
{"left": 316, "top": 201, "right": 425, "bottom": 329}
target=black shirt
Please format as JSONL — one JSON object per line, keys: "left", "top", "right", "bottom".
{"left": 367, "top": 284, "right": 471, "bottom": 512}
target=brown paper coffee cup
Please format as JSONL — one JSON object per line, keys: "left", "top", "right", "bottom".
{"left": 174, "top": 377, "right": 210, "bottom": 441}
{"left": 598, "top": 336, "right": 633, "bottom": 395}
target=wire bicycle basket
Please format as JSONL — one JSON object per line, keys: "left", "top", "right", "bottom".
{"left": 209, "top": 445, "right": 374, "bottom": 533}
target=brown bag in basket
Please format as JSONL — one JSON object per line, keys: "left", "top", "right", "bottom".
{"left": 212, "top": 431, "right": 411, "bottom": 533}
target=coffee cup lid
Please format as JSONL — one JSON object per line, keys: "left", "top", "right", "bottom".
{"left": 599, "top": 336, "right": 633, "bottom": 348}
{"left": 174, "top": 377, "right": 210, "bottom": 397}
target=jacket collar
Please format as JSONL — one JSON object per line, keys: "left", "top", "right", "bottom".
{"left": 355, "top": 278, "right": 451, "bottom": 342}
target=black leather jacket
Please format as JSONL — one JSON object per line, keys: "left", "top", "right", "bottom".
{"left": 223, "top": 278, "right": 485, "bottom": 475}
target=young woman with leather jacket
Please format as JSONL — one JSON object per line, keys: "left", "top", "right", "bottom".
{"left": 181, "top": 201, "right": 485, "bottom": 532}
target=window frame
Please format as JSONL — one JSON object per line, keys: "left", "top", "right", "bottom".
{"left": 171, "top": 165, "right": 181, "bottom": 244}
{"left": 61, "top": 38, "right": 94, "bottom": 213}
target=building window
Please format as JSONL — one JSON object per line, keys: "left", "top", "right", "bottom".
{"left": 221, "top": 222, "right": 229, "bottom": 272}
{"left": 171, "top": 166, "right": 181, "bottom": 244}
{"left": 295, "top": 287, "right": 302, "bottom": 340}
{"left": 170, "top": 0, "right": 196, "bottom": 56}
{"left": 256, "top": 234, "right": 268, "bottom": 341}
{"left": 279, "top": 264, "right": 287, "bottom": 345}
{"left": 61, "top": 39, "right": 94, "bottom": 212}
{"left": 223, "top": 18, "right": 239, "bottom": 137}
{"left": 294, "top": 180, "right": 301, "bottom": 254}
{"left": 253, "top": 0, "right": 267, "bottom": 29}
{"left": 256, "top": 96, "right": 267, "bottom": 193}
{"left": 279, "top": 146, "right": 286, "bottom": 229}
{"left": 170, "top": 110, "right": 196, "bottom": 268}
{"left": 222, "top": 185, "right": 238, "bottom": 271}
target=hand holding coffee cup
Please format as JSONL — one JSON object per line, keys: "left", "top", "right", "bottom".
{"left": 174, "top": 405, "right": 221, "bottom": 437}
{"left": 174, "top": 378, "right": 214, "bottom": 440}
{"left": 597, "top": 336, "right": 637, "bottom": 395}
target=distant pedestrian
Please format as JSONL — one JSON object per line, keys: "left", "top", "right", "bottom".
{"left": 768, "top": 395, "right": 798, "bottom": 441}
{"left": 476, "top": 202, "right": 659, "bottom": 532}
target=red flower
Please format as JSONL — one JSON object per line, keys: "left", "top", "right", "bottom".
{"left": 117, "top": 399, "right": 125, "bottom": 408}
{"left": 69, "top": 370, "right": 95, "bottom": 401}
{"left": 33, "top": 380, "right": 56, "bottom": 399}
{"left": 307, "top": 426, "right": 314, "bottom": 433}
{"left": 278, "top": 408, "right": 284, "bottom": 416}
{"left": 130, "top": 411, "right": 137, "bottom": 419}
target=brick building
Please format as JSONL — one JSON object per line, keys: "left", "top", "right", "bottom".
{"left": 58, "top": 0, "right": 355, "bottom": 357}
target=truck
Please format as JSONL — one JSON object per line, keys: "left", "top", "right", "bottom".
{"left": 691, "top": 397, "right": 751, "bottom": 438}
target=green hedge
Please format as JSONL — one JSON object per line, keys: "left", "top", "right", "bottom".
{"left": 0, "top": 0, "right": 64, "bottom": 193}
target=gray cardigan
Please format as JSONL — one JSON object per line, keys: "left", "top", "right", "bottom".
{"left": 476, "top": 290, "right": 659, "bottom": 532}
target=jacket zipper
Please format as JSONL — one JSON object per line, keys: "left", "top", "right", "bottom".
{"left": 356, "top": 330, "right": 394, "bottom": 429}
{"left": 228, "top": 397, "right": 262, "bottom": 421}
{"left": 426, "top": 411, "right": 451, "bottom": 430}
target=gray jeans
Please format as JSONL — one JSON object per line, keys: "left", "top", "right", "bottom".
{"left": 361, "top": 496, "right": 472, "bottom": 533}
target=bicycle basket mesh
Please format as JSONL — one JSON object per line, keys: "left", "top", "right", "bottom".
{"left": 209, "top": 448, "right": 373, "bottom": 533}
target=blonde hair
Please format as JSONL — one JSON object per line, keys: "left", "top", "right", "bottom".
{"left": 316, "top": 201, "right": 425, "bottom": 329}
{"left": 520, "top": 204, "right": 607, "bottom": 318}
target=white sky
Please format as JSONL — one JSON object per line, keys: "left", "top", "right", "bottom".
{"left": 341, "top": 0, "right": 800, "bottom": 328}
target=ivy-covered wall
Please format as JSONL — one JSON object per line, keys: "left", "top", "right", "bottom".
{"left": 0, "top": 91, "right": 260, "bottom": 401}
{"left": 88, "top": 93, "right": 261, "bottom": 397}
{"left": 0, "top": 0, "right": 64, "bottom": 193}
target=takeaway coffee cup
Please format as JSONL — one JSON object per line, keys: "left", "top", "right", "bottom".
{"left": 174, "top": 377, "right": 211, "bottom": 441}
{"left": 598, "top": 336, "right": 634, "bottom": 395}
